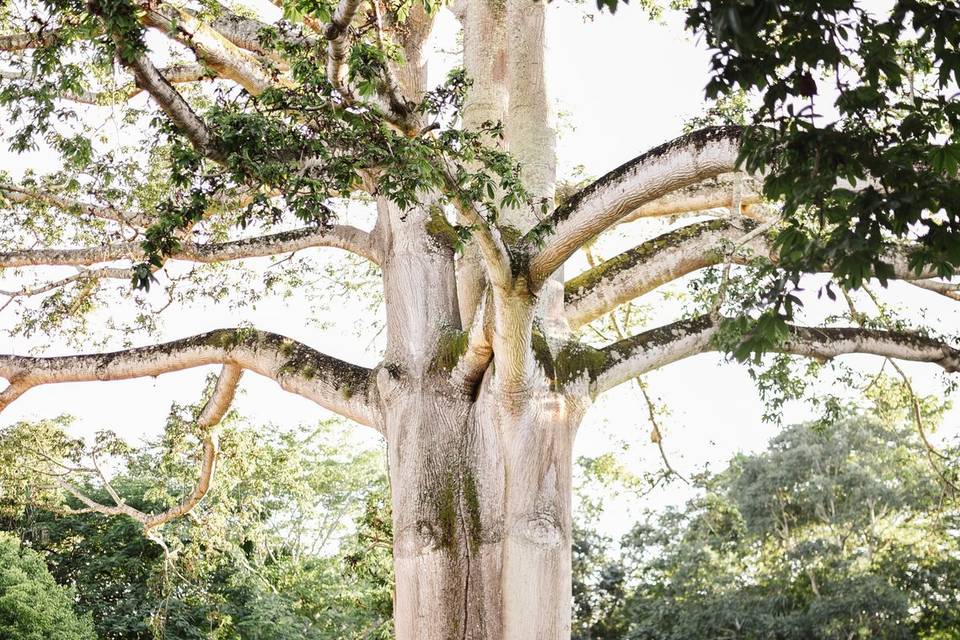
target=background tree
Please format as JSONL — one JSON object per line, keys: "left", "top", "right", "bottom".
{"left": 572, "top": 392, "right": 960, "bottom": 639}
{"left": 0, "top": 531, "right": 96, "bottom": 640}
{"left": 0, "top": 408, "right": 393, "bottom": 639}
{"left": 0, "top": 0, "right": 959, "bottom": 637}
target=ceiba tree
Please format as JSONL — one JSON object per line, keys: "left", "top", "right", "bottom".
{"left": 0, "top": 0, "right": 958, "bottom": 637}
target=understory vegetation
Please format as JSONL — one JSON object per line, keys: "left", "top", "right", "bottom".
{"left": 1, "top": 381, "right": 957, "bottom": 640}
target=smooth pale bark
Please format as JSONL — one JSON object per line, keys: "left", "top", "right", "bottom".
{"left": 383, "top": 366, "right": 578, "bottom": 639}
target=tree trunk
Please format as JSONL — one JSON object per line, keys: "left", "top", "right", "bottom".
{"left": 385, "top": 376, "right": 580, "bottom": 639}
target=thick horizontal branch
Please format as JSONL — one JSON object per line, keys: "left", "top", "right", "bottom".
{"left": 0, "top": 224, "right": 380, "bottom": 268}
{"left": 565, "top": 219, "right": 946, "bottom": 328}
{"left": 592, "top": 315, "right": 960, "bottom": 395}
{"left": 0, "top": 329, "right": 380, "bottom": 428}
{"left": 524, "top": 126, "right": 743, "bottom": 288}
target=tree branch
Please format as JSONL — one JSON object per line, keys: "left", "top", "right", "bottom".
{"left": 0, "top": 224, "right": 381, "bottom": 268}
{"left": 0, "top": 182, "right": 151, "bottom": 227}
{"left": 46, "top": 365, "right": 241, "bottom": 530}
{"left": 143, "top": 364, "right": 241, "bottom": 528}
{"left": 143, "top": 6, "right": 276, "bottom": 96}
{"left": 617, "top": 174, "right": 765, "bottom": 224}
{"left": 0, "top": 329, "right": 380, "bottom": 429}
{"left": 565, "top": 219, "right": 947, "bottom": 328}
{"left": 524, "top": 126, "right": 743, "bottom": 289}
{"left": 324, "top": 0, "right": 364, "bottom": 99}
{"left": 449, "top": 288, "right": 493, "bottom": 392}
{"left": 0, "top": 63, "right": 210, "bottom": 105}
{"left": 907, "top": 278, "right": 960, "bottom": 301}
{"left": 125, "top": 51, "right": 220, "bottom": 158}
{"left": 0, "top": 29, "right": 63, "bottom": 51}
{"left": 592, "top": 316, "right": 960, "bottom": 396}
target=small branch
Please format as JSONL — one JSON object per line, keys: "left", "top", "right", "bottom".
{"left": 0, "top": 182, "right": 151, "bottom": 227}
{"left": 599, "top": 288, "right": 689, "bottom": 483}
{"left": 1, "top": 63, "right": 210, "bottom": 105}
{"left": 842, "top": 287, "right": 958, "bottom": 493}
{"left": 40, "top": 365, "right": 242, "bottom": 531}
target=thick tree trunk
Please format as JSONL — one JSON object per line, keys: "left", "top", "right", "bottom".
{"left": 380, "top": 2, "right": 576, "bottom": 635}
{"left": 385, "top": 377, "right": 580, "bottom": 639}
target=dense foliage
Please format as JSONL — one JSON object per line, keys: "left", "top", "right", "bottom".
{"left": 0, "top": 531, "right": 96, "bottom": 640}
{"left": 683, "top": 0, "right": 960, "bottom": 341}
{"left": 0, "top": 409, "right": 393, "bottom": 640}
{"left": 572, "top": 405, "right": 960, "bottom": 639}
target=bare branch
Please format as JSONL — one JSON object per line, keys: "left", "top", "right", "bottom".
{"left": 143, "top": 364, "right": 242, "bottom": 528}
{"left": 0, "top": 63, "right": 210, "bottom": 105}
{"left": 592, "top": 316, "right": 960, "bottom": 396}
{"left": 43, "top": 365, "right": 242, "bottom": 530}
{"left": 143, "top": 6, "right": 276, "bottom": 96}
{"left": 0, "top": 329, "right": 380, "bottom": 429}
{"left": 565, "top": 219, "right": 949, "bottom": 328}
{"left": 126, "top": 51, "right": 219, "bottom": 157}
{"left": 0, "top": 224, "right": 381, "bottom": 268}
{"left": 617, "top": 173, "right": 765, "bottom": 224}
{"left": 0, "top": 267, "right": 130, "bottom": 313}
{"left": 0, "top": 182, "right": 151, "bottom": 227}
{"left": 525, "top": 126, "right": 743, "bottom": 289}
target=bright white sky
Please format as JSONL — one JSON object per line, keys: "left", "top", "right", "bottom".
{"left": 1, "top": 0, "right": 957, "bottom": 539}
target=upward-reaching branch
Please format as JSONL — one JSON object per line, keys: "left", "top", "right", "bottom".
{"left": 524, "top": 126, "right": 743, "bottom": 288}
